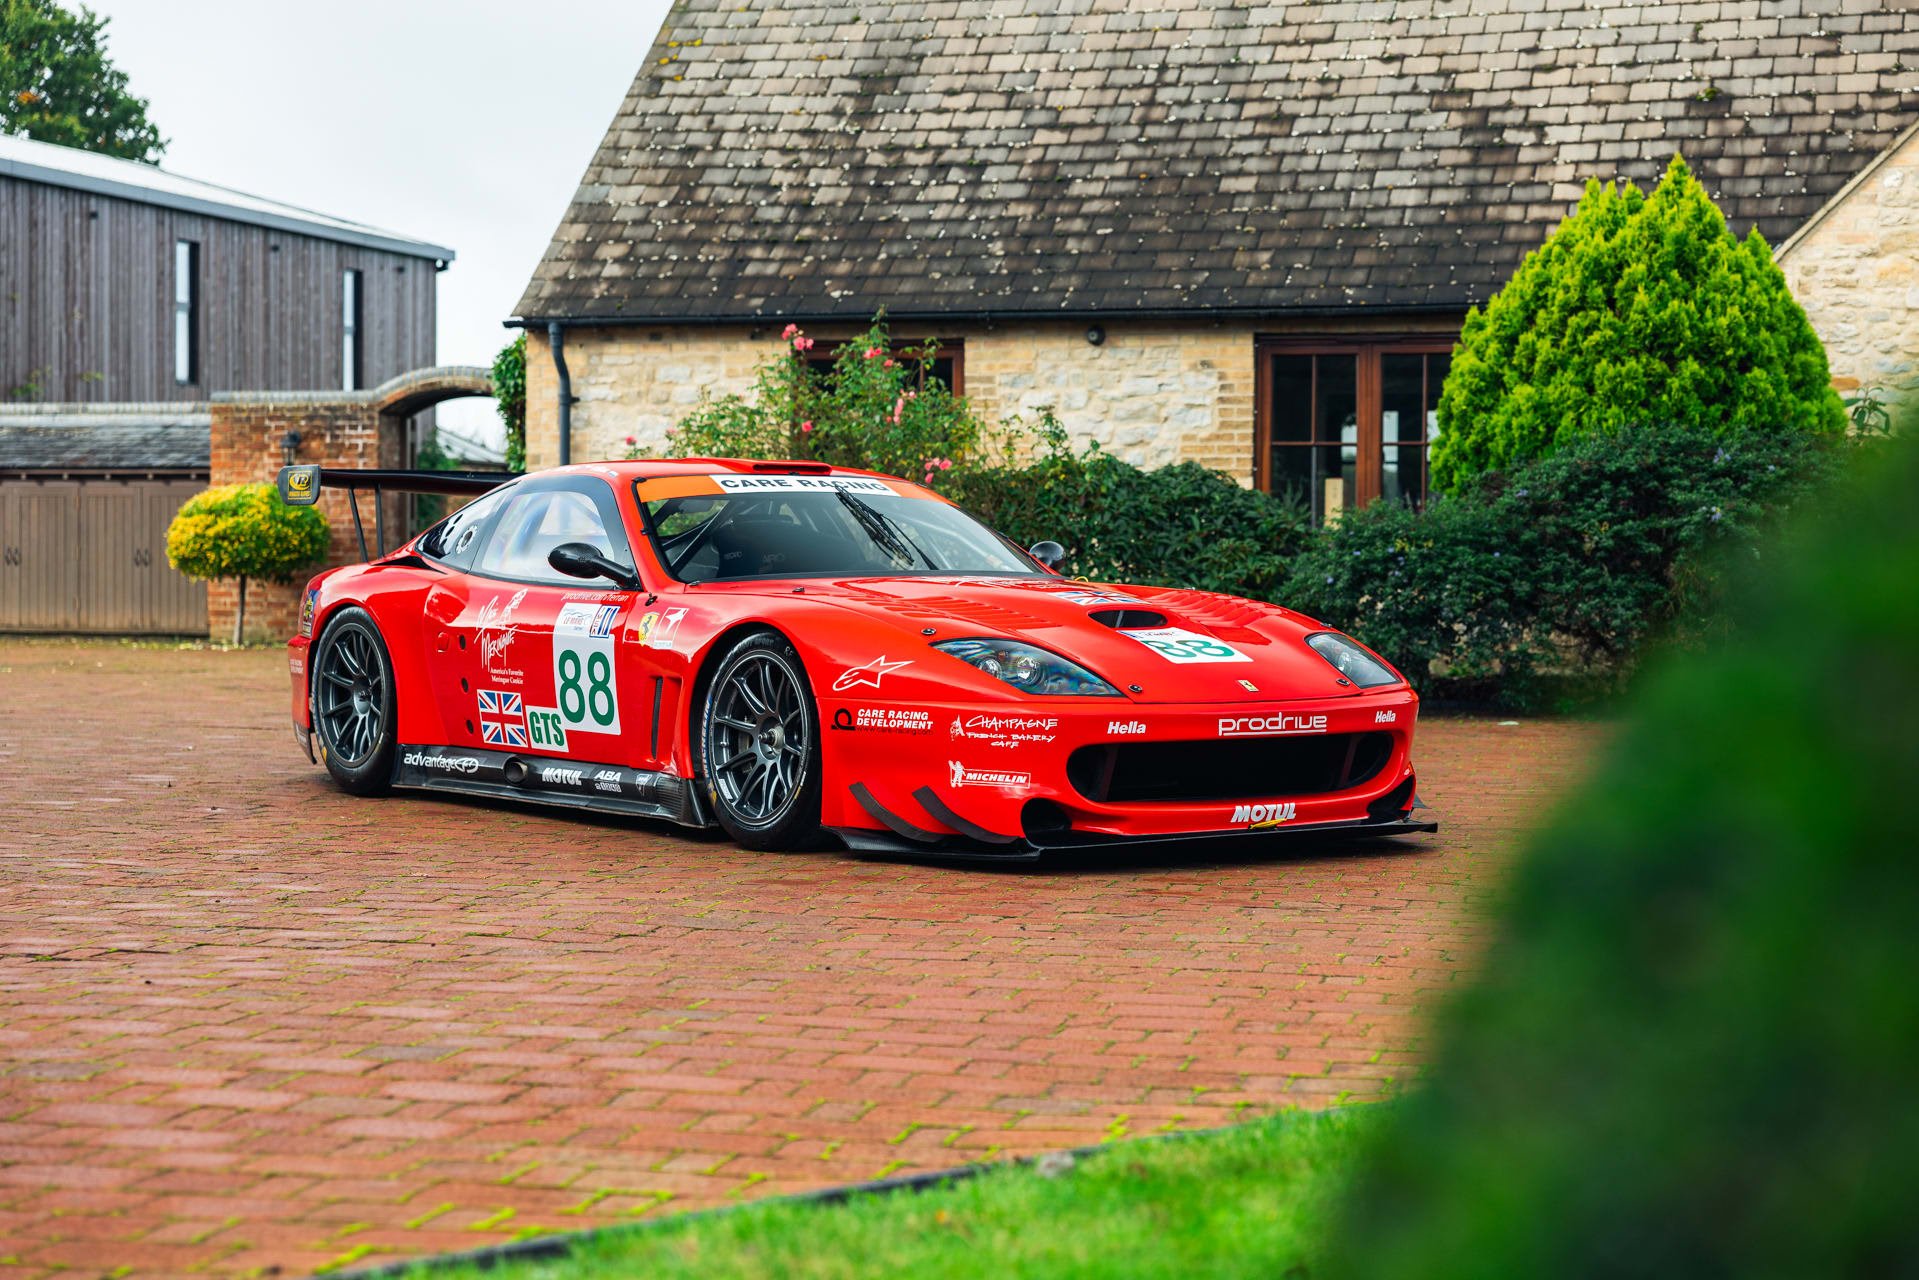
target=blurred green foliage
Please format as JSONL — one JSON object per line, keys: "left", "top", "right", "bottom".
{"left": 1284, "top": 423, "right": 1847, "bottom": 706}
{"left": 1432, "top": 155, "right": 1844, "bottom": 492}
{"left": 493, "top": 333, "right": 526, "bottom": 473}
{"left": 948, "top": 413, "right": 1314, "bottom": 600}
{"left": 166, "top": 482, "right": 328, "bottom": 643}
{"left": 1330, "top": 433, "right": 1919, "bottom": 1278}
{"left": 0, "top": 0, "right": 164, "bottom": 162}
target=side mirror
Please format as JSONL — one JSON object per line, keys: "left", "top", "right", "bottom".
{"left": 548, "top": 542, "right": 641, "bottom": 591}
{"left": 1028, "top": 540, "right": 1067, "bottom": 573}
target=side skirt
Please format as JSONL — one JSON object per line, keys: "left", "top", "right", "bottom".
{"left": 393, "top": 744, "right": 709, "bottom": 829}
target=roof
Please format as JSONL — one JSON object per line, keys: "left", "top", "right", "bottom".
{"left": 515, "top": 0, "right": 1919, "bottom": 324}
{"left": 0, "top": 134, "right": 455, "bottom": 262}
{"left": 0, "top": 404, "right": 210, "bottom": 472}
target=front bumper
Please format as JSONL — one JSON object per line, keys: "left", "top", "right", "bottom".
{"left": 819, "top": 687, "right": 1430, "bottom": 855}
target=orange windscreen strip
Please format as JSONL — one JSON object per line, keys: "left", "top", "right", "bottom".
{"left": 633, "top": 474, "right": 931, "bottom": 501}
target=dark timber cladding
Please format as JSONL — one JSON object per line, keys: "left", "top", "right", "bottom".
{"left": 0, "top": 177, "right": 438, "bottom": 403}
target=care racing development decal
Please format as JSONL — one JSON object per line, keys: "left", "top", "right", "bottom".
{"left": 1233, "top": 801, "right": 1296, "bottom": 829}
{"left": 1217, "top": 712, "right": 1329, "bottom": 738}
{"left": 947, "top": 761, "right": 1032, "bottom": 790}
{"left": 553, "top": 600, "right": 621, "bottom": 735}
{"left": 477, "top": 689, "right": 529, "bottom": 748}
{"left": 833, "top": 656, "right": 911, "bottom": 692}
{"left": 832, "top": 707, "right": 934, "bottom": 734}
{"left": 949, "top": 713, "right": 1058, "bottom": 748}
{"left": 712, "top": 474, "right": 892, "bottom": 495}
{"left": 1120, "top": 626, "right": 1251, "bottom": 664}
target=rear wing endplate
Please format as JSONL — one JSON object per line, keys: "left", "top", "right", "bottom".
{"left": 276, "top": 464, "right": 517, "bottom": 560}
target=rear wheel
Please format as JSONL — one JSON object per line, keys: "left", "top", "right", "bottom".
{"left": 698, "top": 631, "right": 821, "bottom": 850}
{"left": 311, "top": 606, "right": 397, "bottom": 796}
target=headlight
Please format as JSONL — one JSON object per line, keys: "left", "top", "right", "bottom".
{"left": 933, "top": 638, "right": 1120, "bottom": 696}
{"left": 1306, "top": 632, "right": 1402, "bottom": 688}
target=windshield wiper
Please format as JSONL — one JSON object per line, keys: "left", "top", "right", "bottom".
{"left": 834, "top": 488, "right": 928, "bottom": 570}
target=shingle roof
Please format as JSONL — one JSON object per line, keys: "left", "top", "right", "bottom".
{"left": 515, "top": 0, "right": 1919, "bottom": 324}
{"left": 0, "top": 405, "right": 210, "bottom": 472}
{"left": 0, "top": 134, "right": 455, "bottom": 262}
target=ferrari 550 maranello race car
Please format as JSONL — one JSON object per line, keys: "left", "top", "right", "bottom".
{"left": 278, "top": 457, "right": 1435, "bottom": 859}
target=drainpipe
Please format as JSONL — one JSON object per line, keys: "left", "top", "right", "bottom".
{"left": 547, "top": 320, "right": 572, "bottom": 466}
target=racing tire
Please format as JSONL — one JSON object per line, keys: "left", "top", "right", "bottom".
{"left": 697, "top": 631, "right": 822, "bottom": 851}
{"left": 310, "top": 606, "right": 398, "bottom": 796}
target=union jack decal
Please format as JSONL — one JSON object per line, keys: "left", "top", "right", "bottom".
{"left": 478, "top": 688, "right": 528, "bottom": 748}
{"left": 477, "top": 690, "right": 523, "bottom": 717}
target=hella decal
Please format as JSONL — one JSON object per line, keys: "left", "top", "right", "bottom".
{"left": 1375, "top": 710, "right": 1397, "bottom": 724}
{"left": 1232, "top": 801, "right": 1297, "bottom": 828}
{"left": 1218, "top": 713, "right": 1329, "bottom": 738}
{"left": 1107, "top": 720, "right": 1147, "bottom": 735}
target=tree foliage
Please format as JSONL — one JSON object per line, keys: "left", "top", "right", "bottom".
{"left": 167, "top": 483, "right": 328, "bottom": 643}
{"left": 1431, "top": 155, "right": 1844, "bottom": 491}
{"left": 0, "top": 0, "right": 164, "bottom": 162}
{"left": 1331, "top": 432, "right": 1919, "bottom": 1280}
{"left": 493, "top": 332, "right": 526, "bottom": 473}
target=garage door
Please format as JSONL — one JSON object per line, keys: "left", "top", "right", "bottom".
{"left": 0, "top": 477, "right": 207, "bottom": 635}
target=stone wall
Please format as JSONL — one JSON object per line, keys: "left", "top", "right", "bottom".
{"left": 1778, "top": 123, "right": 1919, "bottom": 411}
{"left": 525, "top": 321, "right": 1263, "bottom": 481}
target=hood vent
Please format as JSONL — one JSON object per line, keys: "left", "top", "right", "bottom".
{"left": 1089, "top": 608, "right": 1168, "bottom": 630}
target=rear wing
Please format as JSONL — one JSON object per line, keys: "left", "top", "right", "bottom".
{"left": 276, "top": 464, "right": 517, "bottom": 560}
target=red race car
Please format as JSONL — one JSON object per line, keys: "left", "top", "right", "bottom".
{"left": 278, "top": 458, "right": 1434, "bottom": 859}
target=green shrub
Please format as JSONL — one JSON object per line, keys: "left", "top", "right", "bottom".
{"left": 1330, "top": 435, "right": 1917, "bottom": 1279}
{"left": 644, "top": 318, "right": 985, "bottom": 487}
{"left": 493, "top": 333, "right": 526, "bottom": 473}
{"left": 948, "top": 415, "right": 1313, "bottom": 598}
{"left": 1432, "top": 155, "right": 1845, "bottom": 492}
{"left": 166, "top": 482, "right": 328, "bottom": 643}
{"left": 1285, "top": 423, "right": 1845, "bottom": 706}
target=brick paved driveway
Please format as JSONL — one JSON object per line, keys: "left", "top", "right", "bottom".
{"left": 0, "top": 641, "right": 1600, "bottom": 1278}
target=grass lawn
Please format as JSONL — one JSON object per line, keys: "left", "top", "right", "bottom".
{"left": 407, "top": 1107, "right": 1374, "bottom": 1280}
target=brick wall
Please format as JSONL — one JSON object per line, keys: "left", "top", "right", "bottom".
{"left": 207, "top": 393, "right": 403, "bottom": 642}
{"left": 1778, "top": 123, "right": 1919, "bottom": 411}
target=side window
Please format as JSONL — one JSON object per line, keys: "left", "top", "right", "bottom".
{"left": 418, "top": 487, "right": 510, "bottom": 570}
{"left": 472, "top": 479, "right": 634, "bottom": 585}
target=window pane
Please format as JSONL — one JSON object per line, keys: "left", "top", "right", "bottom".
{"left": 1382, "top": 442, "right": 1426, "bottom": 506}
{"left": 174, "top": 310, "right": 190, "bottom": 384}
{"left": 1382, "top": 352, "right": 1425, "bottom": 444}
{"left": 1269, "top": 355, "right": 1313, "bottom": 444}
{"left": 1426, "top": 352, "right": 1452, "bottom": 442}
{"left": 1314, "top": 354, "right": 1356, "bottom": 446}
{"left": 478, "top": 491, "right": 614, "bottom": 582}
{"left": 174, "top": 241, "right": 191, "bottom": 305}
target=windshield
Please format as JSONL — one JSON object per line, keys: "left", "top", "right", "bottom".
{"left": 638, "top": 478, "right": 1039, "bottom": 583}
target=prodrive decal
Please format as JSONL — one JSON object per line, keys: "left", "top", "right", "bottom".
{"left": 1217, "top": 712, "right": 1329, "bottom": 738}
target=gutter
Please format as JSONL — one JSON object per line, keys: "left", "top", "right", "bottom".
{"left": 547, "top": 320, "right": 574, "bottom": 467}
{"left": 503, "top": 300, "right": 1473, "bottom": 331}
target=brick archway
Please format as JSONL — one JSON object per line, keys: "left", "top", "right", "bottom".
{"left": 207, "top": 365, "right": 495, "bottom": 641}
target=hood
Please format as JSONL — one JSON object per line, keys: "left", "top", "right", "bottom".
{"left": 754, "top": 574, "right": 1367, "bottom": 703}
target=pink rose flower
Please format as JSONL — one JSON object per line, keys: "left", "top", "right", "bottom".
{"left": 940, "top": 458, "right": 953, "bottom": 471}
{"left": 883, "top": 358, "right": 895, "bottom": 368}
{"left": 624, "top": 435, "right": 636, "bottom": 445}
{"left": 864, "top": 346, "right": 881, "bottom": 360}
{"left": 781, "top": 323, "right": 798, "bottom": 339}
{"left": 800, "top": 420, "right": 813, "bottom": 433}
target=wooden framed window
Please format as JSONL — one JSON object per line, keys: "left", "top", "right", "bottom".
{"left": 173, "top": 240, "right": 199, "bottom": 386}
{"left": 1255, "top": 337, "right": 1454, "bottom": 521}
{"left": 342, "top": 269, "right": 364, "bottom": 391}
{"left": 800, "top": 338, "right": 962, "bottom": 394}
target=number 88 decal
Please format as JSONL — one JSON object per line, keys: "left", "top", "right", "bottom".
{"left": 554, "top": 636, "right": 621, "bottom": 732}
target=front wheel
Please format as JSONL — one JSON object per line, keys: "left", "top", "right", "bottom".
{"left": 698, "top": 631, "right": 821, "bottom": 851}
{"left": 311, "top": 606, "right": 397, "bottom": 796}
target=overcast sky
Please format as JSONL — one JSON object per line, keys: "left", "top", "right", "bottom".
{"left": 95, "top": 0, "right": 675, "bottom": 447}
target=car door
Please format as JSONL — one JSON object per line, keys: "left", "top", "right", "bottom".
{"left": 454, "top": 474, "right": 650, "bottom": 772}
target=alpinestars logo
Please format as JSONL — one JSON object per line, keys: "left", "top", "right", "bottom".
{"left": 1232, "top": 802, "right": 1296, "bottom": 827}
{"left": 833, "top": 656, "right": 911, "bottom": 692}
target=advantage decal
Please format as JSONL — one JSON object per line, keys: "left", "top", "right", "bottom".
{"left": 1120, "top": 626, "right": 1251, "bottom": 664}
{"left": 477, "top": 689, "right": 529, "bottom": 749}
{"left": 833, "top": 655, "right": 910, "bottom": 692}
{"left": 404, "top": 751, "right": 479, "bottom": 774}
{"left": 555, "top": 601, "right": 620, "bottom": 638}
{"left": 1218, "top": 713, "right": 1329, "bottom": 738}
{"left": 1233, "top": 801, "right": 1296, "bottom": 828}
{"left": 833, "top": 707, "right": 933, "bottom": 734}
{"left": 527, "top": 706, "right": 569, "bottom": 752}
{"left": 949, "top": 713, "right": 1058, "bottom": 748}
{"left": 712, "top": 474, "right": 892, "bottom": 495}
{"left": 947, "top": 761, "right": 1032, "bottom": 790}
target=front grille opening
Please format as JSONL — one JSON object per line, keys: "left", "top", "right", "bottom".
{"left": 1068, "top": 732, "right": 1394, "bottom": 804}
